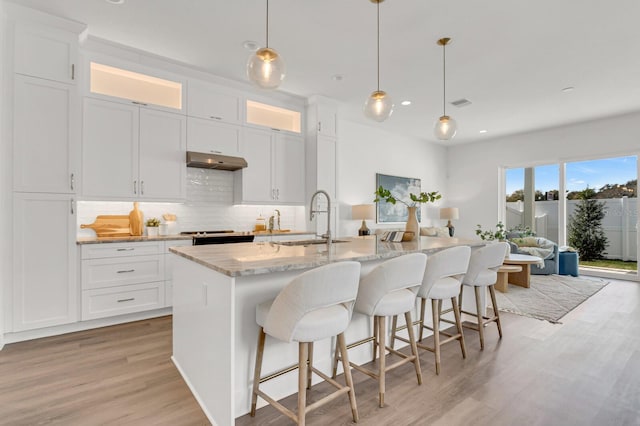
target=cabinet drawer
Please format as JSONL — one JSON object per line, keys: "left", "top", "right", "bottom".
{"left": 82, "top": 255, "right": 165, "bottom": 289}
{"left": 82, "top": 282, "right": 165, "bottom": 320}
{"left": 82, "top": 241, "right": 163, "bottom": 259}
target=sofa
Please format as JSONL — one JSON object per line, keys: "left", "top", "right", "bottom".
{"left": 508, "top": 236, "right": 559, "bottom": 275}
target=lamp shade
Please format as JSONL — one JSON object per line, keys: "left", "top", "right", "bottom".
{"left": 352, "top": 204, "right": 375, "bottom": 220}
{"left": 247, "top": 47, "right": 286, "bottom": 89}
{"left": 439, "top": 207, "right": 459, "bottom": 220}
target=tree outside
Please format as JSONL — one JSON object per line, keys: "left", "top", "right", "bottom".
{"left": 567, "top": 188, "right": 608, "bottom": 261}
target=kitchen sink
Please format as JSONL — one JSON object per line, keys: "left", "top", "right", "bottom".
{"left": 275, "top": 239, "right": 349, "bottom": 246}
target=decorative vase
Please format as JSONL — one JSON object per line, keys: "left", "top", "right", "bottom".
{"left": 147, "top": 226, "right": 159, "bottom": 237}
{"left": 129, "top": 202, "right": 143, "bottom": 236}
{"left": 405, "top": 206, "right": 419, "bottom": 241}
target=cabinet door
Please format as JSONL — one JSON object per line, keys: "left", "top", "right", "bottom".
{"left": 273, "top": 134, "right": 305, "bottom": 203}
{"left": 187, "top": 80, "right": 241, "bottom": 124}
{"left": 14, "top": 22, "right": 78, "bottom": 84}
{"left": 13, "top": 75, "right": 78, "bottom": 193}
{"left": 237, "top": 128, "right": 273, "bottom": 203}
{"left": 316, "top": 135, "right": 337, "bottom": 199}
{"left": 82, "top": 98, "right": 139, "bottom": 199}
{"left": 186, "top": 117, "right": 241, "bottom": 156}
{"left": 139, "top": 108, "right": 186, "bottom": 200}
{"left": 317, "top": 105, "right": 337, "bottom": 138}
{"left": 12, "top": 193, "right": 77, "bottom": 331}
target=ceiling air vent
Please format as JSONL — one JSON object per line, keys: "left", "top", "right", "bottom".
{"left": 450, "top": 98, "right": 472, "bottom": 108}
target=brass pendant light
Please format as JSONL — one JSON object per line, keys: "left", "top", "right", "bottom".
{"left": 434, "top": 37, "right": 457, "bottom": 140}
{"left": 363, "top": 0, "right": 393, "bottom": 122}
{"left": 247, "top": 0, "right": 285, "bottom": 89}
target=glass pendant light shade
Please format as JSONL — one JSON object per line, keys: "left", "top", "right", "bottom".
{"left": 364, "top": 90, "right": 394, "bottom": 122}
{"left": 247, "top": 47, "right": 285, "bottom": 90}
{"left": 434, "top": 115, "right": 457, "bottom": 140}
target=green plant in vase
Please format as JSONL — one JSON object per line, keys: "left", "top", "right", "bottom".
{"left": 475, "top": 222, "right": 507, "bottom": 241}
{"left": 145, "top": 217, "right": 161, "bottom": 237}
{"left": 374, "top": 186, "right": 441, "bottom": 240}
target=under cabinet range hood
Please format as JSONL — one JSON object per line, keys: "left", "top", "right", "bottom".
{"left": 186, "top": 151, "right": 248, "bottom": 171}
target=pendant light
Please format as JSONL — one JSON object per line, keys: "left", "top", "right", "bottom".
{"left": 363, "top": 0, "right": 393, "bottom": 122}
{"left": 247, "top": 0, "right": 285, "bottom": 89}
{"left": 434, "top": 37, "right": 457, "bottom": 140}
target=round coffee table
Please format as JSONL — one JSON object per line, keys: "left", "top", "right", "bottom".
{"left": 502, "top": 253, "right": 544, "bottom": 288}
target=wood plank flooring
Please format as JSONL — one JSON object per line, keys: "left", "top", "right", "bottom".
{"left": 1, "top": 278, "right": 639, "bottom": 425}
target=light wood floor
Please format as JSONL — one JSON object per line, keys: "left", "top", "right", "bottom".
{"left": 2, "top": 278, "right": 639, "bottom": 425}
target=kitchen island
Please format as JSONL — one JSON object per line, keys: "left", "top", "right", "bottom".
{"left": 169, "top": 236, "right": 484, "bottom": 426}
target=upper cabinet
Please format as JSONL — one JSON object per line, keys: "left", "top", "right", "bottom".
{"left": 82, "top": 98, "right": 186, "bottom": 201}
{"left": 187, "top": 80, "right": 242, "bottom": 124}
{"left": 86, "top": 60, "right": 185, "bottom": 114}
{"left": 246, "top": 100, "right": 302, "bottom": 134}
{"left": 13, "top": 74, "right": 79, "bottom": 193}
{"left": 13, "top": 22, "right": 79, "bottom": 84}
{"left": 186, "top": 117, "right": 242, "bottom": 157}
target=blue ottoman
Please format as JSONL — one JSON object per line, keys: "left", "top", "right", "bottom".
{"left": 559, "top": 251, "right": 579, "bottom": 277}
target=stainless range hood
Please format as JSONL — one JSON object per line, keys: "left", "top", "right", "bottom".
{"left": 186, "top": 151, "right": 248, "bottom": 171}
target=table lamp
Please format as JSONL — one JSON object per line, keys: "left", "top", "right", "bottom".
{"left": 440, "top": 207, "right": 459, "bottom": 237}
{"left": 352, "top": 204, "right": 375, "bottom": 236}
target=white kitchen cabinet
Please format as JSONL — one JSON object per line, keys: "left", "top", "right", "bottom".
{"left": 186, "top": 117, "right": 241, "bottom": 156}
{"left": 187, "top": 79, "right": 242, "bottom": 124}
{"left": 12, "top": 193, "right": 77, "bottom": 332}
{"left": 14, "top": 21, "right": 78, "bottom": 84}
{"left": 164, "top": 240, "right": 193, "bottom": 307}
{"left": 234, "top": 127, "right": 305, "bottom": 204}
{"left": 13, "top": 74, "right": 79, "bottom": 193}
{"left": 80, "top": 241, "right": 166, "bottom": 320}
{"left": 82, "top": 97, "right": 186, "bottom": 201}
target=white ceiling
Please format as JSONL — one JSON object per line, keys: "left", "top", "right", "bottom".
{"left": 11, "top": 0, "right": 640, "bottom": 145}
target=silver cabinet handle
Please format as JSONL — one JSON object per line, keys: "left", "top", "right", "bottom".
{"left": 70, "top": 198, "right": 74, "bottom": 215}
{"left": 141, "top": 181, "right": 144, "bottom": 195}
{"left": 210, "top": 150, "right": 222, "bottom": 154}
{"left": 71, "top": 64, "right": 75, "bottom": 80}
{"left": 318, "top": 122, "right": 321, "bottom": 132}
{"left": 116, "top": 248, "right": 135, "bottom": 251}
{"left": 117, "top": 269, "right": 135, "bottom": 274}
{"left": 117, "top": 298, "right": 135, "bottom": 303}
{"left": 133, "top": 180, "right": 137, "bottom": 195}
{"left": 210, "top": 116, "right": 222, "bottom": 120}
{"left": 70, "top": 173, "right": 75, "bottom": 191}
{"left": 132, "top": 101, "right": 148, "bottom": 106}
{"left": 276, "top": 188, "right": 280, "bottom": 200}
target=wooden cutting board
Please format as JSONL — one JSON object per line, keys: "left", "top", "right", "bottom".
{"left": 81, "top": 215, "right": 131, "bottom": 237}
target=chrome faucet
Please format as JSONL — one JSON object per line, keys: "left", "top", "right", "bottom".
{"left": 309, "top": 190, "right": 332, "bottom": 251}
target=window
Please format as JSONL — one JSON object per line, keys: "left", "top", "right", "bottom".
{"left": 246, "top": 100, "right": 301, "bottom": 133}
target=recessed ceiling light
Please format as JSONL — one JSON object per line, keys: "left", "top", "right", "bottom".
{"left": 479, "top": 130, "right": 488, "bottom": 134}
{"left": 561, "top": 86, "right": 575, "bottom": 93}
{"left": 242, "top": 40, "right": 260, "bottom": 52}
{"left": 105, "top": 0, "right": 125, "bottom": 4}
{"left": 331, "top": 74, "right": 344, "bottom": 81}
{"left": 400, "top": 100, "right": 411, "bottom": 106}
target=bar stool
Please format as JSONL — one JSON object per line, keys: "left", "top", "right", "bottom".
{"left": 459, "top": 242, "right": 509, "bottom": 350}
{"left": 251, "top": 261, "right": 362, "bottom": 426}
{"left": 333, "top": 253, "right": 427, "bottom": 408}
{"left": 390, "top": 246, "right": 471, "bottom": 375}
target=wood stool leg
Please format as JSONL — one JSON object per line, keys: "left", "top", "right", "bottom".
{"left": 378, "top": 316, "right": 386, "bottom": 407}
{"left": 458, "top": 286, "right": 464, "bottom": 313}
{"left": 405, "top": 311, "right": 422, "bottom": 385}
{"left": 419, "top": 298, "right": 426, "bottom": 342}
{"left": 474, "top": 286, "right": 485, "bottom": 350}
{"left": 250, "top": 328, "right": 266, "bottom": 417}
{"left": 338, "top": 333, "right": 359, "bottom": 423}
{"left": 298, "top": 342, "right": 308, "bottom": 426}
{"left": 488, "top": 285, "right": 503, "bottom": 338}
{"left": 307, "top": 342, "right": 314, "bottom": 390}
{"left": 451, "top": 295, "right": 467, "bottom": 359}
{"left": 372, "top": 316, "right": 379, "bottom": 363}
{"left": 390, "top": 315, "right": 398, "bottom": 349}
{"left": 431, "top": 299, "right": 441, "bottom": 375}
{"left": 331, "top": 340, "right": 340, "bottom": 379}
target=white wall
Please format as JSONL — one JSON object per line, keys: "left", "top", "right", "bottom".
{"left": 448, "top": 111, "right": 640, "bottom": 239}
{"left": 337, "top": 119, "right": 448, "bottom": 237}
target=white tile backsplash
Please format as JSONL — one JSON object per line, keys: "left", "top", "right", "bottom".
{"left": 77, "top": 168, "right": 307, "bottom": 237}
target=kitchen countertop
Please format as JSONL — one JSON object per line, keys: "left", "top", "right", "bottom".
{"left": 76, "top": 230, "right": 314, "bottom": 245}
{"left": 169, "top": 236, "right": 485, "bottom": 277}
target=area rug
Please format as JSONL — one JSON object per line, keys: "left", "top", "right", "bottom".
{"left": 494, "top": 274, "right": 609, "bottom": 323}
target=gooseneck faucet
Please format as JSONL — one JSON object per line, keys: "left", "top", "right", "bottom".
{"left": 309, "top": 190, "right": 332, "bottom": 252}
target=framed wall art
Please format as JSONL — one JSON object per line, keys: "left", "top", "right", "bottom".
{"left": 375, "top": 173, "right": 422, "bottom": 223}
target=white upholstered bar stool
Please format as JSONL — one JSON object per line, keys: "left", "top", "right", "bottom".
{"left": 333, "top": 253, "right": 427, "bottom": 408}
{"left": 251, "top": 261, "right": 362, "bottom": 426}
{"left": 391, "top": 246, "right": 471, "bottom": 375}
{"left": 459, "top": 242, "right": 509, "bottom": 350}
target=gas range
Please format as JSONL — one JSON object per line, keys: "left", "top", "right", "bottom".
{"left": 180, "top": 230, "right": 255, "bottom": 245}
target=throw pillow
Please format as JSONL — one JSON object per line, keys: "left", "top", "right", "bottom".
{"left": 435, "top": 226, "right": 451, "bottom": 238}
{"left": 420, "top": 227, "right": 437, "bottom": 236}
{"left": 511, "top": 236, "right": 539, "bottom": 247}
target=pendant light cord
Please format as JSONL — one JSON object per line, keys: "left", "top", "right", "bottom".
{"left": 376, "top": 1, "right": 380, "bottom": 92}
{"left": 266, "top": 0, "right": 269, "bottom": 48}
{"left": 442, "top": 41, "right": 446, "bottom": 116}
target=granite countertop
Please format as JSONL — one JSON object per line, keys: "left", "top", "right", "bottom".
{"left": 76, "top": 230, "right": 315, "bottom": 245}
{"left": 169, "top": 236, "right": 485, "bottom": 277}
